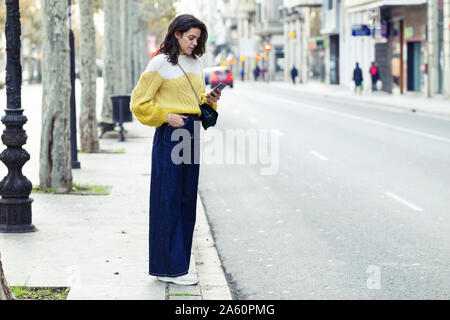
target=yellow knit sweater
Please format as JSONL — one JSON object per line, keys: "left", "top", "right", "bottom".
{"left": 130, "top": 54, "right": 217, "bottom": 127}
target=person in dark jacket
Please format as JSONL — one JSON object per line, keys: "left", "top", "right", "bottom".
{"left": 253, "top": 65, "right": 260, "bottom": 81}
{"left": 290, "top": 65, "right": 298, "bottom": 84}
{"left": 353, "top": 62, "right": 363, "bottom": 95}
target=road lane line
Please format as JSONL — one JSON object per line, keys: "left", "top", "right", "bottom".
{"left": 310, "top": 150, "right": 328, "bottom": 161}
{"left": 256, "top": 93, "right": 450, "bottom": 144}
{"left": 385, "top": 192, "right": 424, "bottom": 212}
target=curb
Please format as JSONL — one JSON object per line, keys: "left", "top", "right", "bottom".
{"left": 193, "top": 193, "right": 233, "bottom": 300}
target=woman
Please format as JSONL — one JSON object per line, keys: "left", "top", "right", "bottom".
{"left": 130, "top": 14, "right": 221, "bottom": 286}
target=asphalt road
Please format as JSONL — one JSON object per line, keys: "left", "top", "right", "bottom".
{"left": 198, "top": 81, "right": 450, "bottom": 300}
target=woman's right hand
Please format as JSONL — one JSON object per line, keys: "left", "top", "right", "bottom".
{"left": 167, "top": 113, "right": 187, "bottom": 127}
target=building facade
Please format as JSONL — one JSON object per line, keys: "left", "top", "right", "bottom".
{"left": 192, "top": 0, "right": 449, "bottom": 99}
{"left": 341, "top": 0, "right": 449, "bottom": 98}
{"left": 445, "top": 0, "right": 450, "bottom": 99}
{"left": 255, "top": 0, "right": 285, "bottom": 81}
{"left": 237, "top": 0, "right": 258, "bottom": 80}
{"left": 280, "top": 0, "right": 449, "bottom": 100}
{"left": 429, "top": 0, "right": 450, "bottom": 98}
{"left": 321, "top": 0, "right": 341, "bottom": 84}
{"left": 283, "top": 0, "right": 323, "bottom": 83}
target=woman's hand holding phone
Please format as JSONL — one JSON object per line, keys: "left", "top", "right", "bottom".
{"left": 206, "top": 90, "right": 221, "bottom": 104}
{"left": 206, "top": 83, "right": 225, "bottom": 104}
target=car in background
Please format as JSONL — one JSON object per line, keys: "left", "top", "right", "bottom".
{"left": 204, "top": 66, "right": 234, "bottom": 88}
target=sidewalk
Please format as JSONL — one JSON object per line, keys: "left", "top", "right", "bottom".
{"left": 269, "top": 81, "right": 450, "bottom": 120}
{"left": 0, "top": 83, "right": 232, "bottom": 300}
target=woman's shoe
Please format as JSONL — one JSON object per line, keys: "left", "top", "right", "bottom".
{"left": 157, "top": 273, "right": 198, "bottom": 286}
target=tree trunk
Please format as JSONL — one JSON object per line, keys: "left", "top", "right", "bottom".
{"left": 101, "top": 0, "right": 118, "bottom": 122}
{"left": 39, "top": 0, "right": 72, "bottom": 193}
{"left": 79, "top": 0, "right": 99, "bottom": 152}
{"left": 0, "top": 256, "right": 14, "bottom": 300}
{"left": 120, "top": 0, "right": 133, "bottom": 94}
{"left": 140, "top": 24, "right": 148, "bottom": 77}
{"left": 130, "top": 2, "right": 139, "bottom": 87}
{"left": 113, "top": 5, "right": 123, "bottom": 93}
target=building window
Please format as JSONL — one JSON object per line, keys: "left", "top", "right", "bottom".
{"left": 274, "top": 0, "right": 283, "bottom": 19}
{"left": 328, "top": 0, "right": 333, "bottom": 10}
{"left": 275, "top": 46, "right": 284, "bottom": 72}
{"left": 257, "top": 3, "right": 262, "bottom": 23}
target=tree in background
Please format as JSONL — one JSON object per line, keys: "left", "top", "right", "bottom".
{"left": 101, "top": 0, "right": 176, "bottom": 122}
{"left": 39, "top": 0, "right": 72, "bottom": 193}
{"left": 146, "top": 0, "right": 177, "bottom": 48}
{"left": 120, "top": 0, "right": 133, "bottom": 95}
{"left": 21, "top": 0, "right": 42, "bottom": 84}
{"left": 101, "top": 0, "right": 119, "bottom": 122}
{"left": 79, "top": 0, "right": 100, "bottom": 153}
{"left": 0, "top": 0, "right": 42, "bottom": 85}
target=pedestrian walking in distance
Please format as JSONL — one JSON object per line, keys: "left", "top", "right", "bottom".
{"left": 291, "top": 65, "right": 298, "bottom": 85}
{"left": 353, "top": 62, "right": 363, "bottom": 95}
{"left": 253, "top": 65, "right": 260, "bottom": 81}
{"left": 130, "top": 14, "right": 221, "bottom": 286}
{"left": 370, "top": 62, "right": 380, "bottom": 92}
{"left": 240, "top": 68, "right": 245, "bottom": 81}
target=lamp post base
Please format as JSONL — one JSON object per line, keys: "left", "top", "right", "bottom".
{"left": 0, "top": 198, "right": 36, "bottom": 233}
{"left": 72, "top": 161, "right": 81, "bottom": 169}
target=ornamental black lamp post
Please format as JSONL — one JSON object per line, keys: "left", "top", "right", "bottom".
{"left": 0, "top": 0, "right": 35, "bottom": 233}
{"left": 68, "top": 0, "right": 80, "bottom": 169}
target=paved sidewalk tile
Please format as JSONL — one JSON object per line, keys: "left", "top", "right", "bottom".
{"left": 0, "top": 82, "right": 232, "bottom": 300}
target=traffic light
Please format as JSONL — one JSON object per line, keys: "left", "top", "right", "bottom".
{"left": 264, "top": 44, "right": 272, "bottom": 52}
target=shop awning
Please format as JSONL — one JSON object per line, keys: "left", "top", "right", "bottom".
{"left": 346, "top": 0, "right": 427, "bottom": 13}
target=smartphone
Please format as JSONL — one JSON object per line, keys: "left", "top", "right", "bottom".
{"left": 210, "top": 83, "right": 227, "bottom": 96}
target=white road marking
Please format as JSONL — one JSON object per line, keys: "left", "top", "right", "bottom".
{"left": 310, "top": 150, "right": 328, "bottom": 161}
{"left": 261, "top": 94, "right": 450, "bottom": 144}
{"left": 385, "top": 192, "right": 424, "bottom": 212}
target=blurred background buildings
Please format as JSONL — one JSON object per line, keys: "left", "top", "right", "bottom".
{"left": 0, "top": 0, "right": 449, "bottom": 99}
{"left": 186, "top": 0, "right": 449, "bottom": 99}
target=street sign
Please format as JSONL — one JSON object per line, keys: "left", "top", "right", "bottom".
{"left": 352, "top": 24, "right": 371, "bottom": 36}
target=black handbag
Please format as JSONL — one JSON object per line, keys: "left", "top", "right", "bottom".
{"left": 198, "top": 102, "right": 218, "bottom": 130}
{"left": 178, "top": 63, "right": 218, "bottom": 130}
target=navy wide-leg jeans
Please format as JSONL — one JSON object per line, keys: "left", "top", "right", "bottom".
{"left": 149, "top": 115, "right": 200, "bottom": 277}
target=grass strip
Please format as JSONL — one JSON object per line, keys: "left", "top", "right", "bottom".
{"left": 32, "top": 182, "right": 111, "bottom": 195}
{"left": 11, "top": 287, "right": 69, "bottom": 300}
{"left": 167, "top": 292, "right": 199, "bottom": 297}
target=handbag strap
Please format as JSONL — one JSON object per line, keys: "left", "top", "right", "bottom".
{"left": 177, "top": 63, "right": 202, "bottom": 105}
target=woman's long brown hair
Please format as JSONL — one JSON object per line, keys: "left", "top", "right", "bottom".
{"left": 158, "top": 14, "right": 208, "bottom": 65}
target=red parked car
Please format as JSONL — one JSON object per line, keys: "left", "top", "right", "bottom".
{"left": 205, "top": 66, "right": 234, "bottom": 88}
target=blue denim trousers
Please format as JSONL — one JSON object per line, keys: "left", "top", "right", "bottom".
{"left": 149, "top": 115, "right": 201, "bottom": 277}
